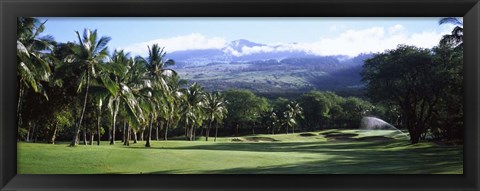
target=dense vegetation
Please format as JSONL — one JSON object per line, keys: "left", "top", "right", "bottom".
{"left": 17, "top": 17, "right": 463, "bottom": 148}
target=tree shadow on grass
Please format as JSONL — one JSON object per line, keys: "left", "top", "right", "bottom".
{"left": 145, "top": 150, "right": 462, "bottom": 174}
{"left": 126, "top": 140, "right": 460, "bottom": 155}
{"left": 131, "top": 140, "right": 463, "bottom": 174}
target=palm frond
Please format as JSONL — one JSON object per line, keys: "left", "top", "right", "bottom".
{"left": 439, "top": 17, "right": 463, "bottom": 26}
{"left": 100, "top": 74, "right": 120, "bottom": 97}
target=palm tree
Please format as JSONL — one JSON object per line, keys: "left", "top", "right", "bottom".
{"left": 106, "top": 50, "right": 147, "bottom": 145}
{"left": 181, "top": 83, "right": 205, "bottom": 141}
{"left": 439, "top": 17, "right": 463, "bottom": 48}
{"left": 17, "top": 17, "right": 54, "bottom": 132}
{"left": 135, "top": 44, "right": 176, "bottom": 146}
{"left": 269, "top": 112, "right": 278, "bottom": 135}
{"left": 66, "top": 29, "right": 111, "bottom": 146}
{"left": 89, "top": 86, "right": 108, "bottom": 145}
{"left": 135, "top": 44, "right": 176, "bottom": 145}
{"left": 163, "top": 74, "right": 185, "bottom": 141}
{"left": 204, "top": 92, "right": 227, "bottom": 141}
{"left": 284, "top": 101, "right": 304, "bottom": 134}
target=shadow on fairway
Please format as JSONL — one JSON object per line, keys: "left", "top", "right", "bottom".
{"left": 144, "top": 146, "right": 462, "bottom": 174}
{"left": 128, "top": 140, "right": 462, "bottom": 174}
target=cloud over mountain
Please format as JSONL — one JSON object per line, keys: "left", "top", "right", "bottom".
{"left": 120, "top": 24, "right": 453, "bottom": 58}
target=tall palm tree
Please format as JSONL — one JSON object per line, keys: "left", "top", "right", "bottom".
{"left": 135, "top": 44, "right": 175, "bottom": 147}
{"left": 439, "top": 17, "right": 463, "bottom": 48}
{"left": 66, "top": 29, "right": 111, "bottom": 146}
{"left": 204, "top": 92, "right": 227, "bottom": 141}
{"left": 17, "top": 17, "right": 54, "bottom": 132}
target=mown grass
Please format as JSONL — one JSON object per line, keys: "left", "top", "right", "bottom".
{"left": 17, "top": 129, "right": 463, "bottom": 174}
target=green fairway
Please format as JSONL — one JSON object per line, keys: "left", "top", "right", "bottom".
{"left": 17, "top": 130, "right": 463, "bottom": 174}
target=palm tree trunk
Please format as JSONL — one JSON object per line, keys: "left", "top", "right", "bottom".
{"left": 49, "top": 122, "right": 58, "bottom": 144}
{"left": 214, "top": 123, "right": 218, "bottom": 142}
{"left": 26, "top": 124, "right": 30, "bottom": 142}
{"left": 189, "top": 125, "right": 194, "bottom": 141}
{"left": 252, "top": 122, "right": 255, "bottom": 135}
{"left": 122, "top": 120, "right": 126, "bottom": 143}
{"left": 110, "top": 115, "right": 116, "bottom": 145}
{"left": 127, "top": 127, "right": 131, "bottom": 145}
{"left": 33, "top": 125, "right": 37, "bottom": 143}
{"left": 108, "top": 126, "right": 112, "bottom": 142}
{"left": 164, "top": 122, "right": 169, "bottom": 141}
{"left": 90, "top": 133, "right": 94, "bottom": 145}
{"left": 133, "top": 131, "right": 138, "bottom": 143}
{"left": 82, "top": 126, "right": 87, "bottom": 145}
{"left": 17, "top": 82, "right": 25, "bottom": 134}
{"left": 70, "top": 71, "right": 90, "bottom": 147}
{"left": 193, "top": 125, "right": 197, "bottom": 141}
{"left": 110, "top": 100, "right": 119, "bottom": 145}
{"left": 124, "top": 122, "right": 130, "bottom": 146}
{"left": 97, "top": 113, "right": 101, "bottom": 145}
{"left": 146, "top": 115, "right": 153, "bottom": 147}
{"left": 156, "top": 121, "right": 163, "bottom": 141}
{"left": 30, "top": 123, "right": 36, "bottom": 142}
{"left": 123, "top": 121, "right": 127, "bottom": 145}
{"left": 286, "top": 125, "right": 288, "bottom": 134}
{"left": 200, "top": 127, "right": 204, "bottom": 137}
{"left": 185, "top": 123, "right": 189, "bottom": 140}
{"left": 206, "top": 120, "right": 212, "bottom": 141}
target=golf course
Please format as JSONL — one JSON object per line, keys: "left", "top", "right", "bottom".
{"left": 18, "top": 129, "right": 463, "bottom": 174}
{"left": 16, "top": 17, "right": 464, "bottom": 174}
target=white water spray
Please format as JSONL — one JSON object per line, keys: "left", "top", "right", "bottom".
{"left": 359, "top": 116, "right": 409, "bottom": 139}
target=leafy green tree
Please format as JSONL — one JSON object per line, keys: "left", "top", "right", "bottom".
{"left": 223, "top": 89, "right": 268, "bottom": 135}
{"left": 428, "top": 44, "right": 463, "bottom": 140}
{"left": 341, "top": 97, "right": 373, "bottom": 128}
{"left": 361, "top": 45, "right": 443, "bottom": 144}
{"left": 297, "top": 91, "right": 333, "bottom": 130}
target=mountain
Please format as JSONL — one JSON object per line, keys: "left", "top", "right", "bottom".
{"left": 165, "top": 39, "right": 373, "bottom": 97}
{"left": 167, "top": 39, "right": 318, "bottom": 67}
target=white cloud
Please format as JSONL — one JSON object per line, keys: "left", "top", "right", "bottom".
{"left": 119, "top": 33, "right": 227, "bottom": 56}
{"left": 121, "top": 25, "right": 455, "bottom": 57}
{"left": 227, "top": 25, "right": 452, "bottom": 57}
{"left": 388, "top": 24, "right": 405, "bottom": 34}
{"left": 301, "top": 24, "right": 452, "bottom": 56}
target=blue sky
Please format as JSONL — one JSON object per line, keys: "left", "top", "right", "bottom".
{"left": 38, "top": 17, "right": 458, "bottom": 57}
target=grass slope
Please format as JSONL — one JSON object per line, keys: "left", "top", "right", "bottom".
{"left": 18, "top": 130, "right": 463, "bottom": 174}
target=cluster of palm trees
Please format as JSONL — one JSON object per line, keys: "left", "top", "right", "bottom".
{"left": 261, "top": 101, "right": 304, "bottom": 135}
{"left": 17, "top": 17, "right": 229, "bottom": 147}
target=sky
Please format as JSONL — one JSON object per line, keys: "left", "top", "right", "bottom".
{"left": 38, "top": 17, "right": 459, "bottom": 57}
